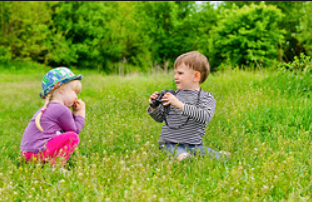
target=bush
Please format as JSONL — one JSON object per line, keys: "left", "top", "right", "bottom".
{"left": 0, "top": 46, "right": 12, "bottom": 63}
{"left": 209, "top": 2, "right": 285, "bottom": 69}
{"left": 278, "top": 53, "right": 311, "bottom": 74}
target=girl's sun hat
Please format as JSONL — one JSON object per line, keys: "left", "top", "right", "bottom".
{"left": 40, "top": 67, "right": 83, "bottom": 99}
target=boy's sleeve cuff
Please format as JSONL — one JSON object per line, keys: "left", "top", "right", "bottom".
{"left": 147, "top": 106, "right": 160, "bottom": 115}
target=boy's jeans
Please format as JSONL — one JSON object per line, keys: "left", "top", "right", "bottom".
{"left": 159, "top": 143, "right": 224, "bottom": 160}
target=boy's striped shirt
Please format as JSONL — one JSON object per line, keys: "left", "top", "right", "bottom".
{"left": 148, "top": 90, "right": 216, "bottom": 145}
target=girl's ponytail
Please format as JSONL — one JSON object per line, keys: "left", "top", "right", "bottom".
{"left": 35, "top": 93, "right": 53, "bottom": 132}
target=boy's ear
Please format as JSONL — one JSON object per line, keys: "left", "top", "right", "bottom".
{"left": 194, "top": 71, "right": 201, "bottom": 82}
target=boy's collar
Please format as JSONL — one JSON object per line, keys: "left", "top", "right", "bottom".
{"left": 179, "top": 87, "right": 201, "bottom": 91}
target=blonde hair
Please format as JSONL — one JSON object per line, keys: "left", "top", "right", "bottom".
{"left": 35, "top": 79, "right": 82, "bottom": 132}
{"left": 35, "top": 93, "right": 53, "bottom": 132}
{"left": 174, "top": 51, "right": 210, "bottom": 84}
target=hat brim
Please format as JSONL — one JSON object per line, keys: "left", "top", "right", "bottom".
{"left": 39, "top": 74, "right": 83, "bottom": 99}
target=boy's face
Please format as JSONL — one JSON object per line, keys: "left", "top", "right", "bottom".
{"left": 174, "top": 63, "right": 200, "bottom": 90}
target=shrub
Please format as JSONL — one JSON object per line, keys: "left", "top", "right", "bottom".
{"left": 209, "top": 2, "right": 285, "bottom": 69}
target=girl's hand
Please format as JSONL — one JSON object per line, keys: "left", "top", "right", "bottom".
{"left": 73, "top": 99, "right": 85, "bottom": 111}
{"left": 161, "top": 93, "right": 184, "bottom": 110}
{"left": 73, "top": 99, "right": 86, "bottom": 118}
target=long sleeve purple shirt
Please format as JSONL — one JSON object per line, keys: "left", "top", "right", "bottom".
{"left": 20, "top": 102, "right": 85, "bottom": 153}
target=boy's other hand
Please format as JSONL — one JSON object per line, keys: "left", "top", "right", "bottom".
{"left": 162, "top": 93, "right": 184, "bottom": 110}
{"left": 149, "top": 91, "right": 159, "bottom": 110}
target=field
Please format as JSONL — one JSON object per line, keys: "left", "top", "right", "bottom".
{"left": 0, "top": 63, "right": 311, "bottom": 201}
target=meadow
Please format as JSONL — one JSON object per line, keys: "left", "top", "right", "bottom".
{"left": 0, "top": 63, "right": 311, "bottom": 201}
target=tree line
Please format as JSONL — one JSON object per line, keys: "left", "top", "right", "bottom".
{"left": 0, "top": 1, "right": 311, "bottom": 73}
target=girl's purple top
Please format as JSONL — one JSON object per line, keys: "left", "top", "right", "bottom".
{"left": 20, "top": 102, "right": 85, "bottom": 153}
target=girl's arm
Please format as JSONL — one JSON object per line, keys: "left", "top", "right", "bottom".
{"left": 58, "top": 107, "right": 85, "bottom": 134}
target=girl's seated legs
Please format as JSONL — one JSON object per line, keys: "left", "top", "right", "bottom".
{"left": 21, "top": 131, "right": 79, "bottom": 165}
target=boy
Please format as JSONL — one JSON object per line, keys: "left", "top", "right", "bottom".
{"left": 147, "top": 51, "right": 228, "bottom": 161}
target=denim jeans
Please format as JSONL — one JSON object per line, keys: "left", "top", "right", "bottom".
{"left": 159, "top": 143, "right": 224, "bottom": 160}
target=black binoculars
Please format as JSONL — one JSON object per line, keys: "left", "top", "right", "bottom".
{"left": 150, "top": 89, "right": 176, "bottom": 109}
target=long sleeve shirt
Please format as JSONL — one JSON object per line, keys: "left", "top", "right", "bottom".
{"left": 20, "top": 102, "right": 85, "bottom": 153}
{"left": 147, "top": 90, "right": 216, "bottom": 145}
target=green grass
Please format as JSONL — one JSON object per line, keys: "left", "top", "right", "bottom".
{"left": 0, "top": 62, "right": 311, "bottom": 201}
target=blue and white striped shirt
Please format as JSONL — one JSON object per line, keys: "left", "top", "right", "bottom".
{"left": 148, "top": 90, "right": 216, "bottom": 145}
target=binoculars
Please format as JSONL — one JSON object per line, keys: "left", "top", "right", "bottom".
{"left": 150, "top": 89, "right": 176, "bottom": 109}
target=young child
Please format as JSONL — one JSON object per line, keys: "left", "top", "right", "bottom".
{"left": 20, "top": 67, "right": 85, "bottom": 165}
{"left": 148, "top": 51, "right": 228, "bottom": 161}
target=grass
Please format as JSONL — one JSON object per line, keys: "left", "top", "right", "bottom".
{"left": 0, "top": 62, "right": 311, "bottom": 201}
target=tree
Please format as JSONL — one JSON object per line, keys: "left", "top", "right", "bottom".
{"left": 0, "top": 1, "right": 11, "bottom": 63}
{"left": 297, "top": 1, "right": 312, "bottom": 56}
{"left": 51, "top": 1, "right": 152, "bottom": 72}
{"left": 135, "top": 1, "right": 180, "bottom": 66}
{"left": 209, "top": 3, "right": 285, "bottom": 69}
{"left": 221, "top": 1, "right": 306, "bottom": 62}
{"left": 134, "top": 1, "right": 218, "bottom": 69}
{"left": 51, "top": 1, "right": 117, "bottom": 70}
{"left": 0, "top": 1, "right": 56, "bottom": 63}
{"left": 175, "top": 1, "right": 218, "bottom": 59}
{"left": 192, "top": 1, "right": 219, "bottom": 67}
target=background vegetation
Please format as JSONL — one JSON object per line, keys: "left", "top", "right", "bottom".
{"left": 1, "top": 1, "right": 312, "bottom": 72}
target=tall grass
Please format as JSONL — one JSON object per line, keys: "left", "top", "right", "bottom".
{"left": 0, "top": 63, "right": 311, "bottom": 201}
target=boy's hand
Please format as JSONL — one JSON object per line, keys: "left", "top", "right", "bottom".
{"left": 149, "top": 91, "right": 159, "bottom": 110}
{"left": 162, "top": 93, "right": 184, "bottom": 110}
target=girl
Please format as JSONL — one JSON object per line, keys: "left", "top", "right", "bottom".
{"left": 20, "top": 67, "right": 85, "bottom": 165}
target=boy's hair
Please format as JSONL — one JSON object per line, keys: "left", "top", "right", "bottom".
{"left": 174, "top": 51, "right": 210, "bottom": 84}
{"left": 35, "top": 80, "right": 81, "bottom": 132}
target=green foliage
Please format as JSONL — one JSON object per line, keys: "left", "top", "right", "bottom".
{"left": 109, "top": 2, "right": 152, "bottom": 72}
{"left": 278, "top": 53, "right": 311, "bottom": 74}
{"left": 50, "top": 1, "right": 155, "bottom": 72}
{"left": 51, "top": 2, "right": 118, "bottom": 70}
{"left": 135, "top": 1, "right": 180, "bottom": 64}
{"left": 0, "top": 2, "right": 57, "bottom": 62}
{"left": 134, "top": 1, "right": 215, "bottom": 68}
{"left": 266, "top": 1, "right": 306, "bottom": 62}
{"left": 221, "top": 1, "right": 306, "bottom": 62}
{"left": 189, "top": 2, "right": 219, "bottom": 62}
{"left": 1, "top": 1, "right": 311, "bottom": 72}
{"left": 297, "top": 1, "right": 312, "bottom": 56}
{"left": 209, "top": 3, "right": 285, "bottom": 69}
{"left": 0, "top": 46, "right": 11, "bottom": 63}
